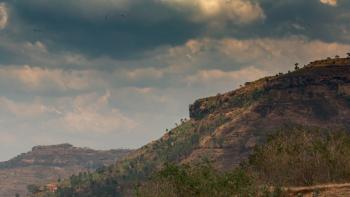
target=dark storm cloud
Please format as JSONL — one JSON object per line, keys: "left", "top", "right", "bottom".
{"left": 212, "top": 0, "right": 349, "bottom": 44}
{"left": 2, "top": 0, "right": 204, "bottom": 59}
{"left": 0, "top": 0, "right": 349, "bottom": 63}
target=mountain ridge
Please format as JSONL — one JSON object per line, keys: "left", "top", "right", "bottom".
{"left": 0, "top": 143, "right": 130, "bottom": 169}
{"left": 0, "top": 144, "right": 131, "bottom": 197}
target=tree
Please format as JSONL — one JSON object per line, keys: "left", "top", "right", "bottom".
{"left": 335, "top": 55, "right": 340, "bottom": 58}
{"left": 294, "top": 63, "right": 300, "bottom": 70}
{"left": 347, "top": 53, "right": 350, "bottom": 58}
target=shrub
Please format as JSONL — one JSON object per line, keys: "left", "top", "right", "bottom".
{"left": 137, "top": 161, "right": 257, "bottom": 197}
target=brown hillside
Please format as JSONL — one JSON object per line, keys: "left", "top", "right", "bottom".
{"left": 119, "top": 58, "right": 350, "bottom": 173}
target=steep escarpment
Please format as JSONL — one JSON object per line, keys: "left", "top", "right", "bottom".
{"left": 38, "top": 57, "right": 350, "bottom": 196}
{"left": 185, "top": 60, "right": 350, "bottom": 168}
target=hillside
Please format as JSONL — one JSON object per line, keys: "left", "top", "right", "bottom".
{"left": 0, "top": 144, "right": 131, "bottom": 197}
{"left": 117, "top": 57, "right": 350, "bottom": 174}
{"left": 39, "top": 57, "right": 350, "bottom": 196}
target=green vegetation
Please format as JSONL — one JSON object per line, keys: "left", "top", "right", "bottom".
{"left": 46, "top": 172, "right": 121, "bottom": 197}
{"left": 136, "top": 161, "right": 258, "bottom": 197}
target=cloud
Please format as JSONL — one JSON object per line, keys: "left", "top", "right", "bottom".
{"left": 0, "top": 92, "right": 137, "bottom": 134}
{"left": 163, "top": 0, "right": 265, "bottom": 24}
{"left": 186, "top": 66, "right": 267, "bottom": 85}
{"left": 0, "top": 97, "right": 49, "bottom": 118}
{"left": 320, "top": 0, "right": 337, "bottom": 6}
{"left": 0, "top": 0, "right": 348, "bottom": 62}
{"left": 59, "top": 92, "right": 137, "bottom": 134}
{"left": 0, "top": 0, "right": 265, "bottom": 59}
{"left": 0, "top": 65, "right": 107, "bottom": 92}
{"left": 2, "top": 36, "right": 349, "bottom": 94}
{"left": 0, "top": 3, "right": 8, "bottom": 29}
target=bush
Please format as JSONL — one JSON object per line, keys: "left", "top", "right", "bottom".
{"left": 136, "top": 161, "right": 257, "bottom": 197}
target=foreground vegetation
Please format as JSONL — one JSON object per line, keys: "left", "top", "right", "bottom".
{"left": 247, "top": 126, "right": 350, "bottom": 187}
{"left": 137, "top": 126, "right": 350, "bottom": 197}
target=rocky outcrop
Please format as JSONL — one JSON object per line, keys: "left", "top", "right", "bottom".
{"left": 190, "top": 58, "right": 350, "bottom": 120}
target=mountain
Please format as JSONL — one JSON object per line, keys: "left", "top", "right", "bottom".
{"left": 117, "top": 57, "right": 350, "bottom": 173}
{"left": 38, "top": 57, "right": 350, "bottom": 196}
{"left": 0, "top": 144, "right": 131, "bottom": 197}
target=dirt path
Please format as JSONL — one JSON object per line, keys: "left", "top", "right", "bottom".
{"left": 285, "top": 183, "right": 350, "bottom": 196}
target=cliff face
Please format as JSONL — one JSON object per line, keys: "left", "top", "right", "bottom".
{"left": 186, "top": 60, "right": 350, "bottom": 168}
{"left": 190, "top": 59, "right": 350, "bottom": 121}
{"left": 0, "top": 144, "right": 131, "bottom": 197}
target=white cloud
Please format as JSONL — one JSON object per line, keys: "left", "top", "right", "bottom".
{"left": 163, "top": 0, "right": 265, "bottom": 24}
{"left": 0, "top": 3, "right": 7, "bottom": 29}
{"left": 0, "top": 92, "right": 137, "bottom": 134}
{"left": 320, "top": 0, "right": 337, "bottom": 6}
{"left": 60, "top": 92, "right": 137, "bottom": 134}
{"left": 0, "top": 65, "right": 106, "bottom": 91}
{"left": 0, "top": 97, "right": 51, "bottom": 118}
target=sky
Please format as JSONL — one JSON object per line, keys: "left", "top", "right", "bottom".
{"left": 0, "top": 0, "right": 350, "bottom": 161}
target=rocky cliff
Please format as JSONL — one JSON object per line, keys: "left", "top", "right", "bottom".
{"left": 185, "top": 58, "right": 350, "bottom": 168}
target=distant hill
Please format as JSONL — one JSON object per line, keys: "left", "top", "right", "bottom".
{"left": 0, "top": 144, "right": 131, "bottom": 197}
{"left": 37, "top": 57, "right": 350, "bottom": 196}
